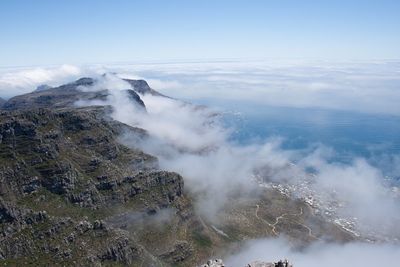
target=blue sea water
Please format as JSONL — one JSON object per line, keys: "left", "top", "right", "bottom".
{"left": 190, "top": 98, "right": 400, "bottom": 180}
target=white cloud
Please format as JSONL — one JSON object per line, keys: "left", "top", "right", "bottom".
{"left": 105, "top": 60, "right": 400, "bottom": 115}
{"left": 2, "top": 63, "right": 400, "bottom": 243}
{"left": 72, "top": 74, "right": 400, "bottom": 240}
{"left": 0, "top": 65, "right": 83, "bottom": 98}
{"left": 3, "top": 60, "right": 399, "bottom": 115}
{"left": 78, "top": 78, "right": 399, "bottom": 243}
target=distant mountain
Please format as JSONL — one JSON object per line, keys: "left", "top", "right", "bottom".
{"left": 2, "top": 77, "right": 148, "bottom": 111}
{"left": 0, "top": 97, "right": 5, "bottom": 107}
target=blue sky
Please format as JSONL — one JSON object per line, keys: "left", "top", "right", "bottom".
{"left": 1, "top": 0, "right": 400, "bottom": 66}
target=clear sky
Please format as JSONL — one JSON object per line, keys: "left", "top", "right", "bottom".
{"left": 1, "top": 0, "right": 399, "bottom": 66}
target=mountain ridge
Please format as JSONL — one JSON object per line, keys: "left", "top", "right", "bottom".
{"left": 1, "top": 76, "right": 151, "bottom": 111}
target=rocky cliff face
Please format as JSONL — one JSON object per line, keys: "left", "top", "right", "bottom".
{"left": 0, "top": 105, "right": 194, "bottom": 265}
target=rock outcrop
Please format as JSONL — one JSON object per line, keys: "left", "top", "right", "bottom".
{"left": 199, "top": 259, "right": 225, "bottom": 267}
{"left": 199, "top": 259, "right": 293, "bottom": 267}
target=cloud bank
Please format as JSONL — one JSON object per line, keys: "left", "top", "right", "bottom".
{"left": 2, "top": 60, "right": 400, "bottom": 116}
{"left": 112, "top": 60, "right": 400, "bottom": 116}
{"left": 0, "top": 65, "right": 83, "bottom": 98}
{"left": 72, "top": 73, "right": 400, "bottom": 242}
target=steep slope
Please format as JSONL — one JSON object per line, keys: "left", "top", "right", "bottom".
{"left": 0, "top": 106, "right": 220, "bottom": 266}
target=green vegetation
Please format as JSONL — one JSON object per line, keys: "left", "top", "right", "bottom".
{"left": 192, "top": 230, "right": 213, "bottom": 248}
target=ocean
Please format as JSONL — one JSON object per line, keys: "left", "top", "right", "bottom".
{"left": 189, "top": 98, "right": 400, "bottom": 181}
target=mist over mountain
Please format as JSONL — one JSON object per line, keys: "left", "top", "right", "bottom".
{"left": 1, "top": 0, "right": 400, "bottom": 265}
{"left": 0, "top": 69, "right": 399, "bottom": 266}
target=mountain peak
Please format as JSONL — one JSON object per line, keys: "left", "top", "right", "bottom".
{"left": 124, "top": 79, "right": 165, "bottom": 96}
{"left": 72, "top": 77, "right": 95, "bottom": 86}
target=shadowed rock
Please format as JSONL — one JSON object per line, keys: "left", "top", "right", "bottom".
{"left": 124, "top": 79, "right": 166, "bottom": 96}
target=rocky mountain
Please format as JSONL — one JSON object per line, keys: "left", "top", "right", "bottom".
{"left": 0, "top": 106, "right": 187, "bottom": 265}
{"left": 0, "top": 77, "right": 355, "bottom": 266}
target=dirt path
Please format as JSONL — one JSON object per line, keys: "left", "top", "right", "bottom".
{"left": 255, "top": 204, "right": 277, "bottom": 235}
{"left": 255, "top": 205, "right": 318, "bottom": 239}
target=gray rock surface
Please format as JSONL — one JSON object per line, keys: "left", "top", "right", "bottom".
{"left": 0, "top": 104, "right": 189, "bottom": 265}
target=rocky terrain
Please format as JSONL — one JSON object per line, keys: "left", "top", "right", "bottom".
{"left": 0, "top": 76, "right": 355, "bottom": 266}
